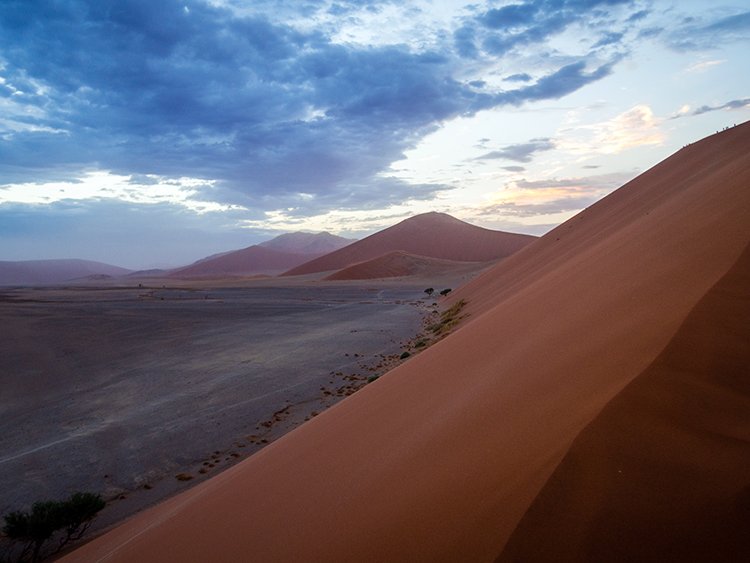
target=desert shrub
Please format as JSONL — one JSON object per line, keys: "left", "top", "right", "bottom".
{"left": 424, "top": 287, "right": 434, "bottom": 296}
{"left": 431, "top": 299, "right": 467, "bottom": 336}
{"left": 1, "top": 492, "right": 105, "bottom": 561}
{"left": 367, "top": 375, "right": 379, "bottom": 383}
{"left": 439, "top": 288, "right": 452, "bottom": 297}
{"left": 400, "top": 351, "right": 411, "bottom": 359}
{"left": 414, "top": 339, "right": 427, "bottom": 348}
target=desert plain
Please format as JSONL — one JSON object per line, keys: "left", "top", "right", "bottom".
{"left": 0, "top": 273, "right": 478, "bottom": 535}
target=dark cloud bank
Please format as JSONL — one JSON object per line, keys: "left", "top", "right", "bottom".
{"left": 0, "top": 0, "right": 638, "bottom": 212}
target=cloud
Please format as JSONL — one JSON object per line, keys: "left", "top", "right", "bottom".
{"left": 669, "top": 98, "right": 750, "bottom": 120}
{"left": 498, "top": 59, "right": 620, "bottom": 106}
{"left": 592, "top": 31, "right": 623, "bottom": 48}
{"left": 0, "top": 0, "right": 628, "bottom": 221}
{"left": 473, "top": 0, "right": 635, "bottom": 56}
{"left": 503, "top": 166, "right": 526, "bottom": 172}
{"left": 684, "top": 59, "right": 726, "bottom": 74}
{"left": 626, "top": 9, "right": 649, "bottom": 23}
{"left": 477, "top": 138, "right": 555, "bottom": 163}
{"left": 504, "top": 73, "right": 532, "bottom": 82}
{"left": 667, "top": 9, "right": 750, "bottom": 50}
{"left": 692, "top": 98, "right": 750, "bottom": 116}
{"left": 559, "top": 105, "right": 664, "bottom": 155}
{"left": 477, "top": 195, "right": 600, "bottom": 217}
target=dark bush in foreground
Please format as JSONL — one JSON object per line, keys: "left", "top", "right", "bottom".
{"left": 1, "top": 492, "right": 105, "bottom": 562}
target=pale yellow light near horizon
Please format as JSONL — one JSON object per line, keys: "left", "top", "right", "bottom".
{"left": 0, "top": 171, "right": 238, "bottom": 214}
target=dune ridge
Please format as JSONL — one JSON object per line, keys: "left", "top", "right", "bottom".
{"left": 282, "top": 212, "right": 536, "bottom": 276}
{"left": 65, "top": 123, "right": 750, "bottom": 562}
{"left": 257, "top": 231, "right": 355, "bottom": 254}
{"left": 323, "top": 250, "right": 484, "bottom": 280}
{"left": 168, "top": 245, "right": 320, "bottom": 278}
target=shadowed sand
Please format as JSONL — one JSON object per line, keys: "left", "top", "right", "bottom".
{"left": 65, "top": 123, "right": 750, "bottom": 561}
{"left": 498, "top": 241, "right": 750, "bottom": 562}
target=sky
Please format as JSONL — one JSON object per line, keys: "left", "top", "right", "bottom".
{"left": 1, "top": 0, "right": 749, "bottom": 269}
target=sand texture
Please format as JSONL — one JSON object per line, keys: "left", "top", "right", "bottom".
{"left": 169, "top": 245, "right": 323, "bottom": 278}
{"left": 498, "top": 241, "right": 750, "bottom": 562}
{"left": 324, "top": 250, "right": 488, "bottom": 280}
{"left": 257, "top": 232, "right": 355, "bottom": 254}
{"left": 65, "top": 123, "right": 750, "bottom": 562}
{"left": 283, "top": 211, "right": 536, "bottom": 276}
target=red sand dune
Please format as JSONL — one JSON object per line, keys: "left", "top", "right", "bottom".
{"left": 498, "top": 242, "right": 750, "bottom": 562}
{"left": 324, "top": 250, "right": 482, "bottom": 280}
{"left": 258, "top": 231, "right": 355, "bottom": 254}
{"left": 168, "top": 245, "right": 320, "bottom": 278}
{"left": 66, "top": 123, "right": 750, "bottom": 562}
{"left": 282, "top": 212, "right": 536, "bottom": 276}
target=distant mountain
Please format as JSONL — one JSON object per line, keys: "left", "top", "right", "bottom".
{"left": 169, "top": 232, "right": 356, "bottom": 278}
{"left": 125, "top": 269, "right": 169, "bottom": 278}
{"left": 0, "top": 259, "right": 131, "bottom": 285}
{"left": 283, "top": 212, "right": 536, "bottom": 276}
{"left": 168, "top": 245, "right": 321, "bottom": 278}
{"left": 258, "top": 232, "right": 356, "bottom": 255}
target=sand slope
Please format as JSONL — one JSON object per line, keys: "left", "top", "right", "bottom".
{"left": 66, "top": 123, "right": 750, "bottom": 562}
{"left": 0, "top": 259, "right": 130, "bottom": 285}
{"left": 258, "top": 231, "right": 355, "bottom": 254}
{"left": 324, "top": 250, "right": 485, "bottom": 280}
{"left": 168, "top": 245, "right": 320, "bottom": 278}
{"left": 498, "top": 241, "right": 750, "bottom": 562}
{"left": 283, "top": 212, "right": 536, "bottom": 276}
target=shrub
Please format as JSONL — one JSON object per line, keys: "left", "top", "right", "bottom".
{"left": 424, "top": 287, "right": 434, "bottom": 296}
{"left": 399, "top": 351, "right": 411, "bottom": 359}
{"left": 2, "top": 492, "right": 105, "bottom": 561}
{"left": 439, "top": 288, "right": 452, "bottom": 297}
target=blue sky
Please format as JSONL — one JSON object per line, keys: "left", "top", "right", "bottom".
{"left": 1, "top": 0, "right": 748, "bottom": 268}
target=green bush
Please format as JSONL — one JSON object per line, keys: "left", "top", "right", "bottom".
{"left": 1, "top": 492, "right": 105, "bottom": 561}
{"left": 400, "top": 351, "right": 410, "bottom": 359}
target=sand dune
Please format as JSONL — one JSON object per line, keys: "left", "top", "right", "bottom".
{"left": 324, "top": 250, "right": 485, "bottom": 280}
{"left": 0, "top": 259, "right": 130, "bottom": 285}
{"left": 498, "top": 242, "right": 750, "bottom": 562}
{"left": 66, "top": 123, "right": 750, "bottom": 562}
{"left": 168, "top": 245, "right": 320, "bottom": 278}
{"left": 283, "top": 212, "right": 536, "bottom": 276}
{"left": 258, "top": 231, "right": 355, "bottom": 254}
{"left": 169, "top": 232, "right": 354, "bottom": 278}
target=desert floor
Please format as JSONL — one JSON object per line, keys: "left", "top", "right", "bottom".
{"left": 0, "top": 276, "right": 464, "bottom": 534}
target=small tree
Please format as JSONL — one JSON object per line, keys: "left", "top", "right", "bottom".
{"left": 3, "top": 501, "right": 62, "bottom": 562}
{"left": 2, "top": 492, "right": 105, "bottom": 561}
{"left": 424, "top": 287, "right": 434, "bottom": 297}
{"left": 57, "top": 492, "right": 106, "bottom": 547}
{"left": 439, "top": 288, "right": 452, "bottom": 297}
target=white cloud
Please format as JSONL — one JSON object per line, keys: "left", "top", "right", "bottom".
{"left": 684, "top": 59, "right": 726, "bottom": 73}
{"left": 558, "top": 105, "right": 665, "bottom": 155}
{"left": 0, "top": 171, "right": 242, "bottom": 214}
